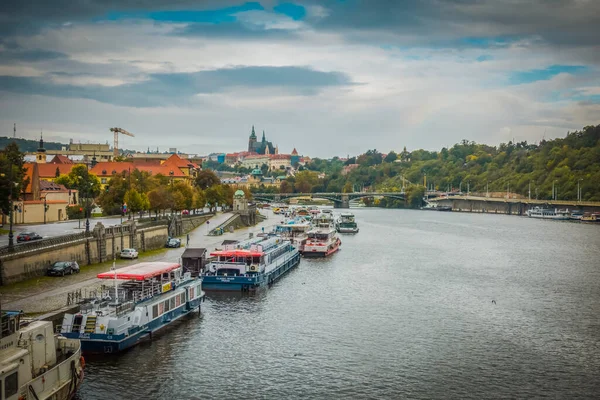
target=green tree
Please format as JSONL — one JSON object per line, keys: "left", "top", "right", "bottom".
{"left": 294, "top": 171, "right": 319, "bottom": 193}
{"left": 56, "top": 164, "right": 101, "bottom": 201}
{"left": 342, "top": 182, "right": 353, "bottom": 193}
{"left": 124, "top": 189, "right": 145, "bottom": 214}
{"left": 195, "top": 170, "right": 220, "bottom": 190}
{"left": 384, "top": 151, "right": 398, "bottom": 163}
{"left": 0, "top": 142, "right": 29, "bottom": 215}
{"left": 97, "top": 174, "right": 128, "bottom": 215}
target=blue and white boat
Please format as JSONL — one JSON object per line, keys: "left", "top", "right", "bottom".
{"left": 202, "top": 236, "right": 300, "bottom": 291}
{"left": 59, "top": 262, "right": 204, "bottom": 354}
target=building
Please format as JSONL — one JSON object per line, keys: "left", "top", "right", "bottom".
{"left": 239, "top": 154, "right": 270, "bottom": 170}
{"left": 13, "top": 163, "right": 79, "bottom": 224}
{"left": 247, "top": 126, "right": 276, "bottom": 155}
{"left": 89, "top": 154, "right": 199, "bottom": 189}
{"left": 268, "top": 154, "right": 291, "bottom": 172}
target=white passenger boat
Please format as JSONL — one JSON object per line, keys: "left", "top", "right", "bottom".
{"left": 274, "top": 219, "right": 311, "bottom": 253}
{"left": 1, "top": 310, "right": 84, "bottom": 400}
{"left": 526, "top": 207, "right": 571, "bottom": 220}
{"left": 304, "top": 213, "right": 341, "bottom": 257}
{"left": 59, "top": 261, "right": 204, "bottom": 354}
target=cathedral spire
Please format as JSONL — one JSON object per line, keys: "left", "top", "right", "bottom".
{"left": 262, "top": 130, "right": 266, "bottom": 142}
{"left": 250, "top": 125, "right": 257, "bottom": 139}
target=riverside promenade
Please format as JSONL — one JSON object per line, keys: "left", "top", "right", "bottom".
{"left": 0, "top": 210, "right": 276, "bottom": 314}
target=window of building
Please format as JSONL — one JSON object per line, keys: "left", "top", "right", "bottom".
{"left": 4, "top": 371, "right": 18, "bottom": 398}
{"left": 101, "top": 178, "right": 107, "bottom": 184}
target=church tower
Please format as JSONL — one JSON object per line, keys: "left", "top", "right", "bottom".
{"left": 36, "top": 131, "right": 46, "bottom": 164}
{"left": 248, "top": 125, "right": 257, "bottom": 152}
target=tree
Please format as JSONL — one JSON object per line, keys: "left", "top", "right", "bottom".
{"left": 280, "top": 180, "right": 293, "bottom": 193}
{"left": 148, "top": 187, "right": 169, "bottom": 216}
{"left": 294, "top": 171, "right": 319, "bottom": 193}
{"left": 195, "top": 170, "right": 220, "bottom": 190}
{"left": 170, "top": 182, "right": 194, "bottom": 211}
{"left": 406, "top": 185, "right": 425, "bottom": 208}
{"left": 97, "top": 174, "right": 128, "bottom": 215}
{"left": 342, "top": 182, "right": 353, "bottom": 193}
{"left": 204, "top": 186, "right": 222, "bottom": 212}
{"left": 56, "top": 164, "right": 101, "bottom": 201}
{"left": 384, "top": 151, "right": 398, "bottom": 163}
{"left": 0, "top": 142, "right": 29, "bottom": 215}
{"left": 124, "top": 189, "right": 145, "bottom": 215}
{"left": 55, "top": 166, "right": 60, "bottom": 178}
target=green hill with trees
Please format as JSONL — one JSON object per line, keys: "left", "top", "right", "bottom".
{"left": 247, "top": 125, "right": 600, "bottom": 206}
{"left": 0, "top": 136, "right": 65, "bottom": 152}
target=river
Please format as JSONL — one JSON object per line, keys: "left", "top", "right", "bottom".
{"left": 78, "top": 209, "right": 600, "bottom": 399}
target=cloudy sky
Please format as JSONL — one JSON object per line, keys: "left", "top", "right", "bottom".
{"left": 0, "top": 0, "right": 599, "bottom": 157}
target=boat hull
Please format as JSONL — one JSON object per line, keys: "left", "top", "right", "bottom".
{"left": 337, "top": 226, "right": 359, "bottom": 234}
{"left": 303, "top": 239, "right": 341, "bottom": 258}
{"left": 203, "top": 252, "right": 300, "bottom": 291}
{"left": 67, "top": 300, "right": 202, "bottom": 354}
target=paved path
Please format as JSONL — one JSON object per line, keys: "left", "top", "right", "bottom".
{"left": 0, "top": 210, "right": 278, "bottom": 314}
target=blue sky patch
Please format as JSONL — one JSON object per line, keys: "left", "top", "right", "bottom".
{"left": 103, "top": 2, "right": 264, "bottom": 24}
{"left": 273, "top": 3, "right": 306, "bottom": 20}
{"left": 509, "top": 65, "right": 587, "bottom": 85}
{"left": 476, "top": 55, "right": 493, "bottom": 62}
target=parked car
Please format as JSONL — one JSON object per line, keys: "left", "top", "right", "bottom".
{"left": 166, "top": 238, "right": 181, "bottom": 248}
{"left": 47, "top": 261, "right": 80, "bottom": 276}
{"left": 17, "top": 232, "right": 42, "bottom": 242}
{"left": 120, "top": 248, "right": 139, "bottom": 259}
{"left": 182, "top": 210, "right": 190, "bottom": 215}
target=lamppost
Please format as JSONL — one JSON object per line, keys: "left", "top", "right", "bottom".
{"left": 43, "top": 195, "right": 49, "bottom": 224}
{"left": 6, "top": 167, "right": 15, "bottom": 250}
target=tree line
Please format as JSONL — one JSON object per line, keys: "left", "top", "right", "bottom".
{"left": 243, "top": 125, "right": 600, "bottom": 207}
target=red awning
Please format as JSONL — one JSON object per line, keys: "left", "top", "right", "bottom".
{"left": 97, "top": 262, "right": 180, "bottom": 281}
{"left": 210, "top": 250, "right": 263, "bottom": 257}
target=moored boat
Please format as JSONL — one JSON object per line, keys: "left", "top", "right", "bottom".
{"left": 304, "top": 213, "right": 341, "bottom": 257}
{"left": 526, "top": 206, "right": 571, "bottom": 220}
{"left": 581, "top": 212, "right": 600, "bottom": 223}
{"left": 336, "top": 212, "right": 359, "bottom": 233}
{"left": 274, "top": 219, "right": 311, "bottom": 253}
{"left": 1, "top": 310, "right": 84, "bottom": 399}
{"left": 59, "top": 261, "right": 204, "bottom": 354}
{"left": 202, "top": 236, "right": 300, "bottom": 291}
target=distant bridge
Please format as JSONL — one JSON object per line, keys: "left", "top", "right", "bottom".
{"left": 253, "top": 192, "right": 407, "bottom": 208}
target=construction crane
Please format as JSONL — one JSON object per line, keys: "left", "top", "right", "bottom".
{"left": 109, "top": 127, "right": 135, "bottom": 157}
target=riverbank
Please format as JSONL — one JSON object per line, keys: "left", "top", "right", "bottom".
{"left": 0, "top": 210, "right": 276, "bottom": 314}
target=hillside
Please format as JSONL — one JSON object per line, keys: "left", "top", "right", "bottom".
{"left": 0, "top": 136, "right": 65, "bottom": 152}
{"left": 250, "top": 125, "right": 600, "bottom": 203}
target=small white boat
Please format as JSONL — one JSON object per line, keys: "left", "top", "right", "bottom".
{"left": 304, "top": 213, "right": 341, "bottom": 257}
{"left": 336, "top": 212, "right": 359, "bottom": 233}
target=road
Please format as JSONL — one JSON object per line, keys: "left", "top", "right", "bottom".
{"left": 0, "top": 210, "right": 278, "bottom": 313}
{"left": 0, "top": 216, "right": 124, "bottom": 247}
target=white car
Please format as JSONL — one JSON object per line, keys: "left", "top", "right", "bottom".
{"left": 120, "top": 248, "right": 139, "bottom": 259}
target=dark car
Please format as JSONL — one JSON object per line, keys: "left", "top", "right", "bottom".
{"left": 47, "top": 261, "right": 80, "bottom": 276}
{"left": 166, "top": 238, "right": 181, "bottom": 248}
{"left": 17, "top": 232, "right": 42, "bottom": 242}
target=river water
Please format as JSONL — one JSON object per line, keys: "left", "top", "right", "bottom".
{"left": 78, "top": 209, "right": 600, "bottom": 399}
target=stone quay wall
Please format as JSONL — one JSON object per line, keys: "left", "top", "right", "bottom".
{"left": 0, "top": 221, "right": 167, "bottom": 285}
{"left": 0, "top": 213, "right": 215, "bottom": 285}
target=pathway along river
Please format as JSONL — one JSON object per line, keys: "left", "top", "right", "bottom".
{"left": 78, "top": 209, "right": 600, "bottom": 399}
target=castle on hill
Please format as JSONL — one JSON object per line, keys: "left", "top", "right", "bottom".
{"left": 248, "top": 125, "right": 277, "bottom": 155}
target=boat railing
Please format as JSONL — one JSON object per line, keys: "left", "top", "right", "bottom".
{"left": 132, "top": 285, "right": 162, "bottom": 303}
{"left": 115, "top": 301, "right": 135, "bottom": 316}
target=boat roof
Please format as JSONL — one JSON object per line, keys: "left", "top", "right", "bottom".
{"left": 210, "top": 249, "right": 264, "bottom": 257}
{"left": 97, "top": 262, "right": 181, "bottom": 281}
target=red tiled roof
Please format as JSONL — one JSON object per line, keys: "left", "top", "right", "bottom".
{"left": 49, "top": 155, "right": 73, "bottom": 164}
{"left": 291, "top": 148, "right": 298, "bottom": 155}
{"left": 23, "top": 163, "right": 36, "bottom": 194}
{"left": 269, "top": 154, "right": 291, "bottom": 160}
{"left": 40, "top": 180, "right": 68, "bottom": 191}
{"left": 37, "top": 163, "right": 77, "bottom": 178}
{"left": 89, "top": 162, "right": 187, "bottom": 177}
{"left": 89, "top": 162, "right": 132, "bottom": 176}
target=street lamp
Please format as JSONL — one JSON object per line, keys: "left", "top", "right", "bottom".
{"left": 43, "top": 195, "right": 49, "bottom": 224}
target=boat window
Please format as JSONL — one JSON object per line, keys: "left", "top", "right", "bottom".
{"left": 152, "top": 304, "right": 159, "bottom": 319}
{"left": 4, "top": 371, "right": 18, "bottom": 398}
{"left": 164, "top": 299, "right": 171, "bottom": 312}
{"left": 180, "top": 293, "right": 186, "bottom": 304}
{"left": 170, "top": 297, "right": 176, "bottom": 309}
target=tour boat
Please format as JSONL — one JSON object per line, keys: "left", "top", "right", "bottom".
{"left": 59, "top": 262, "right": 204, "bottom": 354}
{"left": 1, "top": 310, "right": 84, "bottom": 399}
{"left": 526, "top": 207, "right": 571, "bottom": 220}
{"left": 304, "top": 213, "right": 342, "bottom": 257}
{"left": 336, "top": 212, "right": 359, "bottom": 233}
{"left": 274, "top": 219, "right": 311, "bottom": 253}
{"left": 202, "top": 236, "right": 300, "bottom": 291}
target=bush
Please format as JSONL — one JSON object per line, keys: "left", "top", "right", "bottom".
{"left": 66, "top": 205, "right": 85, "bottom": 220}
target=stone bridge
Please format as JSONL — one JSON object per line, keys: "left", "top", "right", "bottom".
{"left": 253, "top": 192, "right": 407, "bottom": 209}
